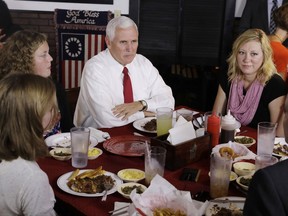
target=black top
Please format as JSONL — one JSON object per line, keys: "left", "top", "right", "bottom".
{"left": 244, "top": 159, "right": 288, "bottom": 216}
{"left": 54, "top": 80, "right": 73, "bottom": 132}
{"left": 219, "top": 73, "right": 287, "bottom": 128}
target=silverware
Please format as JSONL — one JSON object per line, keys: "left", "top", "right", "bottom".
{"left": 108, "top": 205, "right": 129, "bottom": 214}
{"left": 236, "top": 130, "right": 248, "bottom": 136}
{"left": 101, "top": 182, "right": 113, "bottom": 201}
{"left": 195, "top": 116, "right": 204, "bottom": 128}
{"left": 210, "top": 199, "right": 245, "bottom": 203}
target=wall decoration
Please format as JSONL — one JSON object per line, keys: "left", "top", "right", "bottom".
{"left": 5, "top": 0, "right": 128, "bottom": 13}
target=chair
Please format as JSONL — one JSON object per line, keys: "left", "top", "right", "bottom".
{"left": 65, "top": 87, "right": 80, "bottom": 121}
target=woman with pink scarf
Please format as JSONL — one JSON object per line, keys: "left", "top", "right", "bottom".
{"left": 213, "top": 29, "right": 287, "bottom": 136}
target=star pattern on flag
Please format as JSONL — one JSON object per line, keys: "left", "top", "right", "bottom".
{"left": 64, "top": 37, "right": 83, "bottom": 58}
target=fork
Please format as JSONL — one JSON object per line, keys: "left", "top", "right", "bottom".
{"left": 101, "top": 182, "right": 113, "bottom": 201}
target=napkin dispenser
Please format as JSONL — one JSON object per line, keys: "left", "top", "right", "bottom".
{"left": 150, "top": 133, "right": 211, "bottom": 170}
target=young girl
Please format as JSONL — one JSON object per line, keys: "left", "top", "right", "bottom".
{"left": 0, "top": 30, "right": 73, "bottom": 137}
{"left": 0, "top": 73, "right": 57, "bottom": 215}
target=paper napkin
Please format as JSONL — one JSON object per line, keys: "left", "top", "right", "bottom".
{"left": 88, "top": 127, "right": 110, "bottom": 143}
{"left": 167, "top": 116, "right": 196, "bottom": 145}
{"left": 130, "top": 174, "right": 209, "bottom": 216}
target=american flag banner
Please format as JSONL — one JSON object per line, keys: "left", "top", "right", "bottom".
{"left": 54, "top": 9, "right": 112, "bottom": 89}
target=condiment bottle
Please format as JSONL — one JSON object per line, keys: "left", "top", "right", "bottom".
{"left": 207, "top": 113, "right": 221, "bottom": 147}
{"left": 220, "top": 110, "right": 241, "bottom": 143}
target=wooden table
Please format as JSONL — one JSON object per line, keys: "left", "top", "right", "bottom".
{"left": 38, "top": 120, "right": 257, "bottom": 216}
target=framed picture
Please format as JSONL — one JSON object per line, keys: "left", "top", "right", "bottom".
{"left": 17, "top": 0, "right": 112, "bottom": 3}
{"left": 6, "top": 0, "right": 129, "bottom": 13}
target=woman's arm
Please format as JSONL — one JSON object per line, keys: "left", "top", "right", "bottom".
{"left": 269, "top": 95, "right": 286, "bottom": 136}
{"left": 212, "top": 85, "right": 227, "bottom": 115}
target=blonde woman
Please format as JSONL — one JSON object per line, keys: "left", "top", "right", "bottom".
{"left": 213, "top": 29, "right": 287, "bottom": 136}
{"left": 0, "top": 73, "right": 57, "bottom": 215}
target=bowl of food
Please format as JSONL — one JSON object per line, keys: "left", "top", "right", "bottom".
{"left": 236, "top": 175, "right": 253, "bottom": 191}
{"left": 234, "top": 136, "right": 256, "bottom": 148}
{"left": 117, "top": 182, "right": 147, "bottom": 199}
{"left": 88, "top": 147, "right": 103, "bottom": 160}
{"left": 50, "top": 148, "right": 71, "bottom": 161}
{"left": 233, "top": 161, "right": 255, "bottom": 176}
{"left": 117, "top": 168, "right": 145, "bottom": 182}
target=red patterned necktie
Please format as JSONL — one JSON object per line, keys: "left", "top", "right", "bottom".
{"left": 123, "top": 67, "right": 133, "bottom": 103}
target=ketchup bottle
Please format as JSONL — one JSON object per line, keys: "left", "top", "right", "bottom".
{"left": 207, "top": 113, "right": 221, "bottom": 147}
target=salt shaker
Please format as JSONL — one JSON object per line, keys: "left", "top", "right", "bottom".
{"left": 207, "top": 113, "right": 221, "bottom": 147}
{"left": 220, "top": 110, "right": 241, "bottom": 143}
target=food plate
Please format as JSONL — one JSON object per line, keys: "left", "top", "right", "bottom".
{"left": 50, "top": 148, "right": 72, "bottom": 161}
{"left": 88, "top": 147, "right": 103, "bottom": 160}
{"left": 205, "top": 196, "right": 245, "bottom": 216}
{"left": 273, "top": 137, "right": 288, "bottom": 157}
{"left": 117, "top": 168, "right": 145, "bottom": 182}
{"left": 103, "top": 135, "right": 150, "bottom": 156}
{"left": 45, "top": 132, "right": 98, "bottom": 148}
{"left": 192, "top": 117, "right": 204, "bottom": 129}
{"left": 236, "top": 175, "right": 253, "bottom": 191}
{"left": 117, "top": 182, "right": 147, "bottom": 199}
{"left": 133, "top": 117, "right": 156, "bottom": 134}
{"left": 57, "top": 170, "right": 122, "bottom": 197}
{"left": 234, "top": 136, "right": 256, "bottom": 148}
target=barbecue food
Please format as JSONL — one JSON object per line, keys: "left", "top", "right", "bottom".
{"left": 274, "top": 143, "right": 288, "bottom": 156}
{"left": 66, "top": 167, "right": 115, "bottom": 194}
{"left": 142, "top": 119, "right": 157, "bottom": 131}
{"left": 67, "top": 174, "right": 114, "bottom": 193}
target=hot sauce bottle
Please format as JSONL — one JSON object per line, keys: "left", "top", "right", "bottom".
{"left": 207, "top": 113, "right": 221, "bottom": 147}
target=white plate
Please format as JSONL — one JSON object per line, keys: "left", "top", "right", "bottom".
{"left": 205, "top": 196, "right": 245, "bottom": 216}
{"left": 234, "top": 136, "right": 256, "bottom": 148}
{"left": 273, "top": 137, "right": 288, "bottom": 157}
{"left": 57, "top": 170, "right": 123, "bottom": 197}
{"left": 192, "top": 117, "right": 204, "bottom": 129}
{"left": 45, "top": 132, "right": 98, "bottom": 148}
{"left": 133, "top": 117, "right": 156, "bottom": 134}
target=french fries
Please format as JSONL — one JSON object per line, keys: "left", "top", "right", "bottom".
{"left": 153, "top": 208, "right": 187, "bottom": 216}
{"left": 67, "top": 166, "right": 105, "bottom": 182}
{"left": 67, "top": 169, "right": 80, "bottom": 181}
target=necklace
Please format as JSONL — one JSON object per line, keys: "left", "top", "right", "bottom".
{"left": 274, "top": 33, "right": 283, "bottom": 42}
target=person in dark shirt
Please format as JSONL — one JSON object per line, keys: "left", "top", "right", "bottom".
{"left": 212, "top": 29, "right": 287, "bottom": 136}
{"left": 0, "top": 0, "right": 22, "bottom": 44}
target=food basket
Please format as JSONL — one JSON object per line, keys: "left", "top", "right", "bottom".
{"left": 212, "top": 141, "right": 256, "bottom": 162}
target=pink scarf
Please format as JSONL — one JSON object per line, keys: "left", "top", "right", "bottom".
{"left": 227, "top": 79, "right": 264, "bottom": 125}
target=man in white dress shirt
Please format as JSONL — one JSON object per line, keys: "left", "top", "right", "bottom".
{"left": 74, "top": 16, "right": 175, "bottom": 128}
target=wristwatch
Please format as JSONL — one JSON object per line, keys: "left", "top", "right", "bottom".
{"left": 139, "top": 100, "right": 148, "bottom": 111}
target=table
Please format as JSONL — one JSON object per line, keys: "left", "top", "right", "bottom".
{"left": 38, "top": 121, "right": 257, "bottom": 216}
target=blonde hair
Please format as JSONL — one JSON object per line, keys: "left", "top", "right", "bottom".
{"left": 227, "top": 29, "right": 276, "bottom": 84}
{"left": 0, "top": 73, "right": 57, "bottom": 161}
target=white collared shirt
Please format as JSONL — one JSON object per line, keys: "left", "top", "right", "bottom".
{"left": 74, "top": 49, "right": 175, "bottom": 128}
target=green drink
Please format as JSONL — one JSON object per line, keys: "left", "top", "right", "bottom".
{"left": 156, "top": 107, "right": 173, "bottom": 136}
